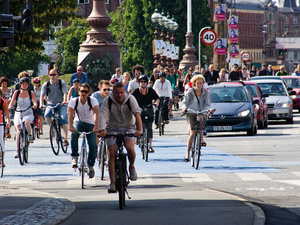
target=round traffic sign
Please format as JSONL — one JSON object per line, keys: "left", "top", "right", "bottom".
{"left": 241, "top": 52, "right": 250, "bottom": 61}
{"left": 201, "top": 29, "right": 217, "bottom": 45}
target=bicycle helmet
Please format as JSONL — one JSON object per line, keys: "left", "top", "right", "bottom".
{"left": 33, "top": 77, "right": 41, "bottom": 83}
{"left": 20, "top": 77, "right": 30, "bottom": 84}
{"left": 159, "top": 72, "right": 166, "bottom": 78}
{"left": 138, "top": 75, "right": 149, "bottom": 83}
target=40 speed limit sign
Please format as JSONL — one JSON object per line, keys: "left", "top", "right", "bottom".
{"left": 241, "top": 52, "right": 250, "bottom": 61}
{"left": 201, "top": 29, "right": 217, "bottom": 45}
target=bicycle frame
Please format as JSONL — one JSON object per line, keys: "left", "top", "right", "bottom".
{"left": 158, "top": 97, "right": 168, "bottom": 136}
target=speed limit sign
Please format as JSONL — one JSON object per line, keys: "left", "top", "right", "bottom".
{"left": 241, "top": 52, "right": 250, "bottom": 61}
{"left": 201, "top": 29, "right": 217, "bottom": 45}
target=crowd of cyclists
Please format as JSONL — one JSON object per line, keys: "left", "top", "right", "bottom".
{"left": 0, "top": 63, "right": 217, "bottom": 193}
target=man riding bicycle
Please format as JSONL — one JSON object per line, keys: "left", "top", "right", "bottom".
{"left": 40, "top": 69, "right": 69, "bottom": 146}
{"left": 99, "top": 82, "right": 142, "bottom": 193}
{"left": 68, "top": 83, "right": 99, "bottom": 178}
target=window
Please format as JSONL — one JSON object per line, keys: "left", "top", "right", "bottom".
{"left": 78, "top": 0, "right": 89, "bottom": 4}
{"left": 105, "top": 0, "right": 109, "bottom": 4}
{"left": 294, "top": 51, "right": 298, "bottom": 60}
{"left": 293, "top": 16, "right": 298, "bottom": 24}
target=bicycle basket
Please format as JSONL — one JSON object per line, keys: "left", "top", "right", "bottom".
{"left": 187, "top": 114, "right": 207, "bottom": 130}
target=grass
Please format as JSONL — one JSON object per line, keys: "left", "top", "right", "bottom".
{"left": 38, "top": 73, "right": 72, "bottom": 85}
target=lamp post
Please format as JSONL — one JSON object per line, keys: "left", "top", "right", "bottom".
{"left": 151, "top": 9, "right": 178, "bottom": 68}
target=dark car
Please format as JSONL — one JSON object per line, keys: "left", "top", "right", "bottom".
{"left": 207, "top": 83, "right": 258, "bottom": 136}
{"left": 282, "top": 76, "right": 300, "bottom": 111}
{"left": 243, "top": 81, "right": 269, "bottom": 128}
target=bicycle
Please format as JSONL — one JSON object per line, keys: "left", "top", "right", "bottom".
{"left": 33, "top": 108, "right": 41, "bottom": 139}
{"left": 106, "top": 132, "right": 134, "bottom": 210}
{"left": 182, "top": 109, "right": 213, "bottom": 169}
{"left": 15, "top": 106, "right": 32, "bottom": 166}
{"left": 47, "top": 103, "right": 67, "bottom": 155}
{"left": 97, "top": 137, "right": 107, "bottom": 180}
{"left": 139, "top": 104, "right": 154, "bottom": 162}
{"left": 157, "top": 97, "right": 168, "bottom": 136}
{"left": 73, "top": 130, "right": 93, "bottom": 189}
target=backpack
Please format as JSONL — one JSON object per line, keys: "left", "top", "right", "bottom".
{"left": 108, "top": 96, "right": 131, "bottom": 112}
{"left": 16, "top": 89, "right": 33, "bottom": 106}
{"left": 46, "top": 79, "right": 63, "bottom": 96}
{"left": 74, "top": 96, "right": 93, "bottom": 121}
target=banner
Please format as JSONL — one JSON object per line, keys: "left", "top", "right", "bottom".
{"left": 214, "top": 4, "right": 226, "bottom": 21}
{"left": 214, "top": 38, "right": 226, "bottom": 55}
{"left": 228, "top": 29, "right": 238, "bottom": 43}
{"left": 230, "top": 44, "right": 239, "bottom": 58}
{"left": 228, "top": 16, "right": 238, "bottom": 30}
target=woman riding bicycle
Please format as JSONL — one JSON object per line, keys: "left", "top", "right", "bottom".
{"left": 132, "top": 75, "right": 159, "bottom": 152}
{"left": 33, "top": 77, "right": 44, "bottom": 135}
{"left": 182, "top": 75, "right": 214, "bottom": 162}
{"left": 8, "top": 77, "right": 37, "bottom": 158}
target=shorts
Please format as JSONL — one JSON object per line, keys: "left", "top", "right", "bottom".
{"left": 106, "top": 127, "right": 136, "bottom": 147}
{"left": 14, "top": 110, "right": 34, "bottom": 127}
{"left": 44, "top": 104, "right": 68, "bottom": 125}
{"left": 174, "top": 87, "right": 179, "bottom": 96}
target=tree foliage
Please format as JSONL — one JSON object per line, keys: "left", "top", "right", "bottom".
{"left": 54, "top": 18, "right": 91, "bottom": 73}
{"left": 109, "top": 0, "right": 211, "bottom": 74}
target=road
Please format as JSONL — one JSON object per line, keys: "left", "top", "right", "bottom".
{"left": 1, "top": 107, "right": 300, "bottom": 224}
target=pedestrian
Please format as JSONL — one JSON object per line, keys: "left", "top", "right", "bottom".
{"left": 122, "top": 72, "right": 131, "bottom": 91}
{"left": 267, "top": 65, "right": 274, "bottom": 76}
{"left": 229, "top": 64, "right": 242, "bottom": 81}
{"left": 128, "top": 65, "right": 144, "bottom": 93}
{"left": 205, "top": 64, "right": 220, "bottom": 85}
{"left": 258, "top": 65, "right": 268, "bottom": 76}
{"left": 150, "top": 68, "right": 159, "bottom": 87}
{"left": 249, "top": 65, "right": 257, "bottom": 77}
{"left": 240, "top": 66, "right": 250, "bottom": 80}
{"left": 183, "top": 67, "right": 194, "bottom": 86}
{"left": 292, "top": 64, "right": 300, "bottom": 76}
{"left": 110, "top": 67, "right": 123, "bottom": 84}
{"left": 69, "top": 66, "right": 88, "bottom": 88}
{"left": 276, "top": 66, "right": 289, "bottom": 76}
{"left": 67, "top": 78, "right": 80, "bottom": 102}
{"left": 219, "top": 68, "right": 228, "bottom": 82}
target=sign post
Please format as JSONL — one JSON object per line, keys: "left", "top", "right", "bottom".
{"left": 198, "top": 27, "right": 217, "bottom": 68}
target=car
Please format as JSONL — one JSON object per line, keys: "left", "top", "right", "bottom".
{"left": 243, "top": 81, "right": 269, "bottom": 129}
{"left": 207, "top": 83, "right": 258, "bottom": 136}
{"left": 252, "top": 79, "right": 294, "bottom": 124}
{"left": 281, "top": 76, "right": 300, "bottom": 111}
{"left": 249, "top": 76, "right": 283, "bottom": 81}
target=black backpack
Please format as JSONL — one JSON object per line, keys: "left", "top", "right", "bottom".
{"left": 74, "top": 96, "right": 93, "bottom": 121}
{"left": 46, "top": 79, "right": 63, "bottom": 96}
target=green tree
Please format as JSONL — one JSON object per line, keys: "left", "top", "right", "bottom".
{"left": 54, "top": 18, "right": 91, "bottom": 73}
{"left": 109, "top": 0, "right": 211, "bottom": 74}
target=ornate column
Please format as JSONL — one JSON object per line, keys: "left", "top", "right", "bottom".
{"left": 160, "top": 29, "right": 167, "bottom": 67}
{"left": 153, "top": 27, "right": 161, "bottom": 69}
{"left": 165, "top": 31, "right": 172, "bottom": 68}
{"left": 170, "top": 33, "right": 177, "bottom": 66}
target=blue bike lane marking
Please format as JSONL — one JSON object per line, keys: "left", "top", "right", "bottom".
{"left": 135, "top": 137, "right": 279, "bottom": 175}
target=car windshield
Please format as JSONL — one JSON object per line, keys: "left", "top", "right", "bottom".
{"left": 210, "top": 87, "right": 249, "bottom": 103}
{"left": 245, "top": 84, "right": 259, "bottom": 98}
{"left": 283, "top": 78, "right": 300, "bottom": 89}
{"left": 257, "top": 82, "right": 287, "bottom": 96}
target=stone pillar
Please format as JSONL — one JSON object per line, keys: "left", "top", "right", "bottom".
{"left": 170, "top": 33, "right": 177, "bottom": 67}
{"left": 153, "top": 27, "right": 160, "bottom": 69}
{"left": 165, "top": 31, "right": 172, "bottom": 68}
{"left": 160, "top": 29, "right": 167, "bottom": 67}
{"left": 179, "top": 32, "right": 198, "bottom": 71}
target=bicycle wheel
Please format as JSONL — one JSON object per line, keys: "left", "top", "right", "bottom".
{"left": 35, "top": 127, "right": 40, "bottom": 139}
{"left": 158, "top": 111, "right": 163, "bottom": 136}
{"left": 18, "top": 130, "right": 25, "bottom": 166}
{"left": 173, "top": 100, "right": 178, "bottom": 111}
{"left": 194, "top": 132, "right": 202, "bottom": 169}
{"left": 24, "top": 135, "right": 29, "bottom": 163}
{"left": 0, "top": 144, "right": 3, "bottom": 177}
{"left": 50, "top": 123, "right": 60, "bottom": 155}
{"left": 59, "top": 125, "right": 67, "bottom": 153}
{"left": 190, "top": 134, "right": 197, "bottom": 167}
{"left": 139, "top": 133, "right": 144, "bottom": 159}
{"left": 117, "top": 160, "right": 125, "bottom": 210}
{"left": 81, "top": 147, "right": 86, "bottom": 189}
{"left": 99, "top": 140, "right": 106, "bottom": 180}
{"left": 143, "top": 129, "right": 149, "bottom": 162}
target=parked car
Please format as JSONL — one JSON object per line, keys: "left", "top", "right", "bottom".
{"left": 282, "top": 76, "right": 300, "bottom": 112}
{"left": 253, "top": 79, "right": 294, "bottom": 124}
{"left": 207, "top": 83, "right": 258, "bottom": 136}
{"left": 243, "top": 81, "right": 269, "bottom": 129}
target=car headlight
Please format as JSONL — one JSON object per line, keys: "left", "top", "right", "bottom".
{"left": 291, "top": 95, "right": 300, "bottom": 99}
{"left": 277, "top": 103, "right": 290, "bottom": 108}
{"left": 237, "top": 110, "right": 250, "bottom": 117}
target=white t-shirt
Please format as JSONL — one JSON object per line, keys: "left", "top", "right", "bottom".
{"left": 128, "top": 80, "right": 140, "bottom": 92}
{"left": 68, "top": 96, "right": 99, "bottom": 125}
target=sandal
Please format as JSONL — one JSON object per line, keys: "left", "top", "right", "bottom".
{"left": 201, "top": 142, "right": 207, "bottom": 147}
{"left": 184, "top": 157, "right": 189, "bottom": 162}
{"left": 149, "top": 147, "right": 155, "bottom": 153}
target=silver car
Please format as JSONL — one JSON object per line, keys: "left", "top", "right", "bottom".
{"left": 253, "top": 79, "right": 293, "bottom": 124}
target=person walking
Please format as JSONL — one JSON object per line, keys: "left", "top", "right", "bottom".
{"left": 276, "top": 66, "right": 289, "bottom": 76}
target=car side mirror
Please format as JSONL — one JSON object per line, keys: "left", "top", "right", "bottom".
{"left": 287, "top": 87, "right": 293, "bottom": 91}
{"left": 262, "top": 93, "right": 269, "bottom": 98}
{"left": 289, "top": 90, "right": 296, "bottom": 95}
{"left": 252, "top": 99, "right": 259, "bottom": 104}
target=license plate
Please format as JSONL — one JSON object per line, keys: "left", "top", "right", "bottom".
{"left": 213, "top": 126, "right": 232, "bottom": 131}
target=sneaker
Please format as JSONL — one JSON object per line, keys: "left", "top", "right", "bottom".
{"left": 108, "top": 183, "right": 117, "bottom": 193}
{"left": 155, "top": 124, "right": 158, "bottom": 129}
{"left": 71, "top": 157, "right": 78, "bottom": 168}
{"left": 63, "top": 140, "right": 69, "bottom": 146}
{"left": 14, "top": 151, "right": 19, "bottom": 158}
{"left": 129, "top": 166, "right": 137, "bottom": 181}
{"left": 165, "top": 120, "right": 169, "bottom": 124}
{"left": 29, "top": 135, "right": 34, "bottom": 143}
{"left": 88, "top": 166, "right": 95, "bottom": 179}
{"left": 6, "top": 133, "right": 11, "bottom": 138}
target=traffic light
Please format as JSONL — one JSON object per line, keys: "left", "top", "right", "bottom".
{"left": 21, "top": 1, "right": 33, "bottom": 31}
{"left": 262, "top": 49, "right": 266, "bottom": 55}
{"left": 279, "top": 49, "right": 283, "bottom": 55}
{"left": 0, "top": 14, "right": 14, "bottom": 48}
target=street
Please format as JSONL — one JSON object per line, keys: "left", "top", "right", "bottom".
{"left": 0, "top": 107, "right": 300, "bottom": 224}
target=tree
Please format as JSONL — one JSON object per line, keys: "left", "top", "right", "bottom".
{"left": 54, "top": 18, "right": 90, "bottom": 73}
{"left": 109, "top": 0, "right": 211, "bottom": 74}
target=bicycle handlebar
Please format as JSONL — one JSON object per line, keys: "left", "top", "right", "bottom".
{"left": 47, "top": 103, "right": 65, "bottom": 109}
{"left": 181, "top": 108, "right": 215, "bottom": 117}
{"left": 14, "top": 106, "right": 33, "bottom": 113}
{"left": 105, "top": 132, "right": 135, "bottom": 138}
{"left": 75, "top": 130, "right": 93, "bottom": 135}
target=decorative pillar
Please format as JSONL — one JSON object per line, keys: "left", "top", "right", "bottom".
{"left": 160, "top": 29, "right": 167, "bottom": 67}
{"left": 170, "top": 33, "right": 177, "bottom": 66}
{"left": 165, "top": 31, "right": 172, "bottom": 68}
{"left": 153, "top": 27, "right": 161, "bottom": 68}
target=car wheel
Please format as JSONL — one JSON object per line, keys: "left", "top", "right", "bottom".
{"left": 258, "top": 115, "right": 264, "bottom": 129}
{"left": 264, "top": 118, "right": 268, "bottom": 128}
{"left": 286, "top": 117, "right": 293, "bottom": 124}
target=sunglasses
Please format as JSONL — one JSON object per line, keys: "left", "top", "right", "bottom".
{"left": 140, "top": 80, "right": 147, "bottom": 83}
{"left": 102, "top": 88, "right": 109, "bottom": 92}
{"left": 49, "top": 73, "right": 57, "bottom": 76}
{"left": 80, "top": 90, "right": 89, "bottom": 93}
{"left": 135, "top": 72, "right": 142, "bottom": 75}
{"left": 34, "top": 82, "right": 40, "bottom": 83}
{"left": 77, "top": 70, "right": 82, "bottom": 71}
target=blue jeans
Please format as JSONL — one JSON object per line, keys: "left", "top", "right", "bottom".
{"left": 155, "top": 97, "right": 169, "bottom": 124}
{"left": 44, "top": 104, "right": 68, "bottom": 124}
{"left": 71, "top": 121, "right": 96, "bottom": 167}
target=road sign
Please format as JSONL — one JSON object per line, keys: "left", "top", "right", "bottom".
{"left": 241, "top": 52, "right": 250, "bottom": 61}
{"left": 201, "top": 29, "right": 217, "bottom": 45}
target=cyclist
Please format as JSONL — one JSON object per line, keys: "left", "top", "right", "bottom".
{"left": 165, "top": 67, "right": 175, "bottom": 118}
{"left": 67, "top": 78, "right": 80, "bottom": 102}
{"left": 153, "top": 72, "right": 172, "bottom": 128}
{"left": 68, "top": 83, "right": 99, "bottom": 178}
{"left": 33, "top": 77, "right": 44, "bottom": 135}
{"left": 40, "top": 69, "right": 69, "bottom": 146}
{"left": 182, "top": 75, "right": 214, "bottom": 162}
{"left": 128, "top": 65, "right": 144, "bottom": 93}
{"left": 0, "top": 89, "right": 11, "bottom": 165}
{"left": 132, "top": 75, "right": 159, "bottom": 152}
{"left": 99, "top": 82, "right": 142, "bottom": 193}
{"left": 8, "top": 77, "right": 37, "bottom": 157}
